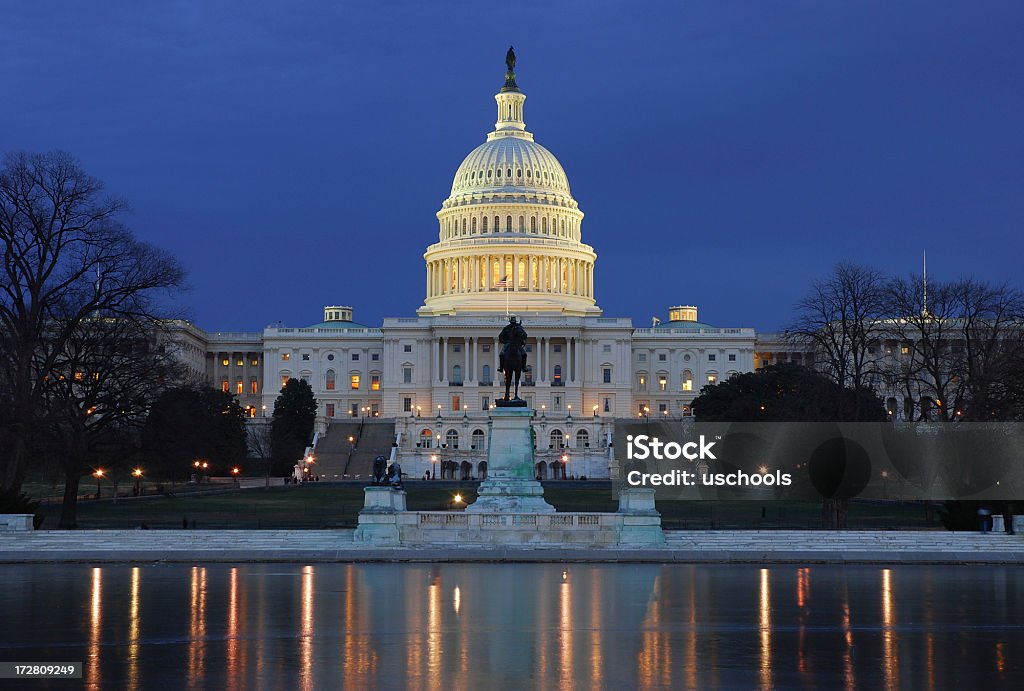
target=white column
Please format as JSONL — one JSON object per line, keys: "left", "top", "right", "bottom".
{"left": 544, "top": 338, "right": 550, "bottom": 382}
{"left": 440, "top": 338, "right": 447, "bottom": 382}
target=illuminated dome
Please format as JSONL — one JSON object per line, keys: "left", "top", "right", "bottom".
{"left": 420, "top": 50, "right": 599, "bottom": 317}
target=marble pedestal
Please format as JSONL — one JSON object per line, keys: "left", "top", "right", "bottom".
{"left": 466, "top": 407, "right": 555, "bottom": 514}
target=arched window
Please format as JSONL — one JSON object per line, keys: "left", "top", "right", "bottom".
{"left": 549, "top": 429, "right": 564, "bottom": 449}
{"left": 506, "top": 216, "right": 512, "bottom": 232}
{"left": 325, "top": 369, "right": 336, "bottom": 391}
{"left": 530, "top": 216, "right": 536, "bottom": 232}
{"left": 446, "top": 429, "right": 459, "bottom": 449}
{"left": 482, "top": 216, "right": 488, "bottom": 232}
{"left": 451, "top": 364, "right": 462, "bottom": 384}
{"left": 471, "top": 217, "right": 477, "bottom": 233}
{"left": 542, "top": 217, "right": 548, "bottom": 233}
{"left": 462, "top": 218, "right": 466, "bottom": 233}
{"left": 494, "top": 215, "right": 500, "bottom": 231}
{"left": 553, "top": 365, "right": 562, "bottom": 384}
{"left": 518, "top": 216, "right": 524, "bottom": 232}
{"left": 472, "top": 428, "right": 486, "bottom": 450}
{"left": 482, "top": 364, "right": 491, "bottom": 384}
{"left": 419, "top": 428, "right": 433, "bottom": 447}
{"left": 576, "top": 429, "right": 590, "bottom": 448}
{"left": 523, "top": 366, "right": 534, "bottom": 385}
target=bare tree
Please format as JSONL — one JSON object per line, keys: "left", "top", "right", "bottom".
{"left": 789, "top": 262, "right": 888, "bottom": 419}
{"left": 0, "top": 150, "right": 185, "bottom": 495}
{"left": 247, "top": 422, "right": 275, "bottom": 489}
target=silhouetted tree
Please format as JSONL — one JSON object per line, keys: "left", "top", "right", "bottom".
{"left": 270, "top": 379, "right": 317, "bottom": 476}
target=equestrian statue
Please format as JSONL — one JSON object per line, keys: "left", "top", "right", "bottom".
{"left": 497, "top": 316, "right": 528, "bottom": 403}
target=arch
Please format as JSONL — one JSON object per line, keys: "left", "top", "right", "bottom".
{"left": 419, "top": 428, "right": 433, "bottom": 447}
{"left": 460, "top": 460, "right": 473, "bottom": 481}
{"left": 549, "top": 429, "right": 564, "bottom": 449}
{"left": 477, "top": 461, "right": 488, "bottom": 480}
{"left": 553, "top": 364, "right": 562, "bottom": 384}
{"left": 325, "top": 369, "right": 336, "bottom": 391}
{"left": 576, "top": 429, "right": 590, "bottom": 448}
{"left": 482, "top": 364, "right": 491, "bottom": 384}
{"left": 542, "top": 217, "right": 548, "bottom": 233}
{"left": 446, "top": 429, "right": 459, "bottom": 449}
{"left": 471, "top": 217, "right": 477, "bottom": 233}
{"left": 518, "top": 216, "right": 524, "bottom": 232}
{"left": 535, "top": 461, "right": 548, "bottom": 480}
{"left": 482, "top": 216, "right": 488, "bottom": 232}
{"left": 506, "top": 215, "right": 513, "bottom": 232}
{"left": 472, "top": 428, "right": 486, "bottom": 450}
{"left": 494, "top": 215, "right": 500, "bottom": 231}
{"left": 530, "top": 216, "right": 536, "bottom": 232}
{"left": 451, "top": 364, "right": 462, "bottom": 384}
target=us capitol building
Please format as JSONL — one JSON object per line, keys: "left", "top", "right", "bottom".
{"left": 172, "top": 55, "right": 809, "bottom": 479}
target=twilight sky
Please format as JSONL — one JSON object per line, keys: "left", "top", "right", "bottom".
{"left": 2, "top": 1, "right": 1021, "bottom": 332}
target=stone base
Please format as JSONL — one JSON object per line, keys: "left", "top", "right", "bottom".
{"left": 352, "top": 488, "right": 406, "bottom": 545}
{"left": 465, "top": 478, "right": 555, "bottom": 514}
{"left": 0, "top": 514, "right": 34, "bottom": 531}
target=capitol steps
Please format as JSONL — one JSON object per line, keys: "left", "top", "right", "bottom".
{"left": 312, "top": 421, "right": 362, "bottom": 479}
{"left": 344, "top": 420, "right": 397, "bottom": 479}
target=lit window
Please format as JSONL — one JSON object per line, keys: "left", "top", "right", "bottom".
{"left": 222, "top": 358, "right": 229, "bottom": 366}
{"left": 326, "top": 403, "right": 335, "bottom": 418}
{"left": 250, "top": 380, "right": 258, "bottom": 394}
{"left": 659, "top": 376, "right": 667, "bottom": 391}
{"left": 282, "top": 353, "right": 291, "bottom": 361}
{"left": 371, "top": 375, "right": 380, "bottom": 391}
{"left": 236, "top": 359, "right": 243, "bottom": 367}
{"left": 683, "top": 379, "right": 693, "bottom": 391}
{"left": 707, "top": 375, "right": 717, "bottom": 384}
{"left": 74, "top": 372, "right": 84, "bottom": 381}
{"left": 326, "top": 370, "right": 336, "bottom": 391}
{"left": 901, "top": 346, "right": 910, "bottom": 355}
{"left": 281, "top": 375, "right": 290, "bottom": 387}
{"left": 251, "top": 358, "right": 259, "bottom": 366}
{"left": 222, "top": 380, "right": 229, "bottom": 392}
{"left": 350, "top": 375, "right": 360, "bottom": 390}
{"left": 638, "top": 375, "right": 646, "bottom": 389}
{"left": 236, "top": 380, "right": 243, "bottom": 394}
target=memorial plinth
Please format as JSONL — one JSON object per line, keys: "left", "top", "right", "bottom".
{"left": 465, "top": 406, "right": 555, "bottom": 514}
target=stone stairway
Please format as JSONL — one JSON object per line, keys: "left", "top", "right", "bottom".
{"left": 313, "top": 421, "right": 362, "bottom": 479}
{"left": 344, "top": 420, "right": 396, "bottom": 479}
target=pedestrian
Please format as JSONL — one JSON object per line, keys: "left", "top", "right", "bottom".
{"left": 978, "top": 506, "right": 992, "bottom": 533}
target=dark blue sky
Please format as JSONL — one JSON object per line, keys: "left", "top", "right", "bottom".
{"left": 3, "top": 1, "right": 1021, "bottom": 332}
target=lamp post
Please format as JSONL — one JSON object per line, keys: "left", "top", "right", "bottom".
{"left": 431, "top": 454, "right": 438, "bottom": 480}
{"left": 592, "top": 404, "right": 599, "bottom": 418}
{"left": 93, "top": 468, "right": 104, "bottom": 499}
{"left": 132, "top": 467, "right": 143, "bottom": 496}
{"left": 561, "top": 453, "right": 569, "bottom": 481}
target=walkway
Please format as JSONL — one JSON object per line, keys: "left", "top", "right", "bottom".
{"left": 1, "top": 530, "right": 1021, "bottom": 564}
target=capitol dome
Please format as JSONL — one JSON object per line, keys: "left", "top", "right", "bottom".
{"left": 420, "top": 51, "right": 600, "bottom": 317}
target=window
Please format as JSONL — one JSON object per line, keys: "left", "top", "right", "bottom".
{"left": 419, "top": 428, "right": 433, "bottom": 447}
{"left": 236, "top": 359, "right": 243, "bottom": 367}
{"left": 371, "top": 374, "right": 380, "bottom": 391}
{"left": 250, "top": 379, "right": 258, "bottom": 394}
{"left": 236, "top": 380, "right": 243, "bottom": 394}
{"left": 659, "top": 353, "right": 667, "bottom": 362}
{"left": 659, "top": 375, "right": 667, "bottom": 391}
{"left": 302, "top": 353, "right": 310, "bottom": 361}
{"left": 453, "top": 344, "right": 461, "bottom": 353}
{"left": 403, "top": 397, "right": 412, "bottom": 412}
{"left": 281, "top": 353, "right": 291, "bottom": 361}
{"left": 451, "top": 365, "right": 462, "bottom": 384}
{"left": 603, "top": 397, "right": 611, "bottom": 413}
{"left": 482, "top": 364, "right": 491, "bottom": 384}
{"left": 451, "top": 395, "right": 460, "bottom": 412}
{"left": 603, "top": 368, "right": 611, "bottom": 384}
{"left": 506, "top": 216, "right": 512, "bottom": 231}
{"left": 403, "top": 367, "right": 413, "bottom": 384}
{"left": 682, "top": 371, "right": 693, "bottom": 391}
{"left": 550, "top": 429, "right": 564, "bottom": 449}
{"left": 901, "top": 345, "right": 910, "bottom": 355}
{"left": 446, "top": 429, "right": 460, "bottom": 449}
{"left": 531, "top": 217, "right": 536, "bottom": 232}
{"left": 281, "top": 375, "right": 290, "bottom": 387}
{"left": 554, "top": 345, "right": 562, "bottom": 353}
{"left": 638, "top": 374, "right": 647, "bottom": 389}
{"left": 603, "top": 344, "right": 611, "bottom": 353}
{"left": 372, "top": 353, "right": 379, "bottom": 361}
{"left": 326, "top": 370, "right": 336, "bottom": 391}
{"left": 638, "top": 353, "right": 646, "bottom": 362}
{"left": 553, "top": 365, "right": 562, "bottom": 384}
{"left": 350, "top": 375, "right": 360, "bottom": 390}
{"left": 326, "top": 403, "right": 335, "bottom": 418}
{"left": 404, "top": 344, "right": 413, "bottom": 353}
{"left": 352, "top": 353, "right": 359, "bottom": 361}
{"left": 472, "top": 428, "right": 486, "bottom": 450}
{"left": 483, "top": 344, "right": 491, "bottom": 352}
{"left": 351, "top": 403, "right": 359, "bottom": 418}
{"left": 221, "top": 380, "right": 229, "bottom": 392}
{"left": 707, "top": 374, "right": 718, "bottom": 384}
{"left": 251, "top": 358, "right": 259, "bottom": 366}
{"left": 482, "top": 216, "right": 488, "bottom": 231}
{"left": 327, "top": 354, "right": 335, "bottom": 361}
{"left": 708, "top": 354, "right": 716, "bottom": 362}
{"left": 222, "top": 358, "right": 229, "bottom": 367}
{"left": 576, "top": 429, "right": 590, "bottom": 448}
{"left": 728, "top": 354, "right": 736, "bottom": 362}
{"left": 481, "top": 396, "right": 489, "bottom": 410}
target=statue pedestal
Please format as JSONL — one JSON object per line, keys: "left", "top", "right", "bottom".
{"left": 466, "top": 407, "right": 555, "bottom": 514}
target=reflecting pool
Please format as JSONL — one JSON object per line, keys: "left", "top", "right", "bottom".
{"left": 1, "top": 563, "right": 1021, "bottom": 689}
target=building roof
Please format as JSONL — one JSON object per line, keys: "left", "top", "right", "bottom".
{"left": 304, "top": 320, "right": 367, "bottom": 329}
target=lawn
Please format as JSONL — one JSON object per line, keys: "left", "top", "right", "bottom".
{"left": 34, "top": 481, "right": 943, "bottom": 530}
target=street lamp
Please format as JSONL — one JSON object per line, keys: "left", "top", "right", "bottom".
{"left": 132, "top": 467, "right": 143, "bottom": 496}
{"left": 561, "top": 453, "right": 569, "bottom": 480}
{"left": 93, "top": 468, "right": 105, "bottom": 499}
{"left": 592, "top": 404, "right": 599, "bottom": 418}
{"left": 262, "top": 404, "right": 267, "bottom": 417}
{"left": 431, "top": 454, "right": 438, "bottom": 480}
{"left": 416, "top": 405, "right": 421, "bottom": 417}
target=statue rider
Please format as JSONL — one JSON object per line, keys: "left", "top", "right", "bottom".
{"left": 498, "top": 316, "right": 528, "bottom": 376}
